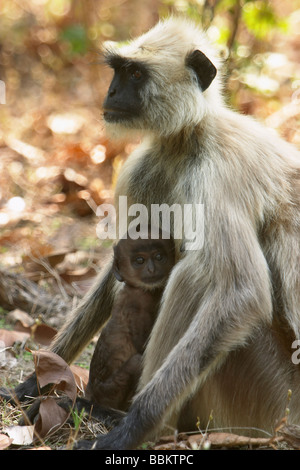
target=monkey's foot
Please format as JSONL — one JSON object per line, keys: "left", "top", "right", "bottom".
{"left": 0, "top": 386, "right": 14, "bottom": 403}
{"left": 73, "top": 436, "right": 119, "bottom": 450}
{"left": 73, "top": 428, "right": 129, "bottom": 450}
{"left": 73, "top": 439, "right": 96, "bottom": 450}
{"left": 73, "top": 436, "right": 121, "bottom": 450}
{"left": 0, "top": 374, "right": 39, "bottom": 405}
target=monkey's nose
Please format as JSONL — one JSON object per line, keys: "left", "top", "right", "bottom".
{"left": 109, "top": 88, "right": 116, "bottom": 97}
{"left": 148, "top": 260, "right": 155, "bottom": 273}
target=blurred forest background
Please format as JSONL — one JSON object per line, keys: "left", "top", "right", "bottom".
{"left": 0, "top": 0, "right": 299, "bottom": 450}
{"left": 0, "top": 0, "right": 299, "bottom": 328}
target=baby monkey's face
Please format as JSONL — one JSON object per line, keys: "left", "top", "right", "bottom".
{"left": 114, "top": 238, "right": 175, "bottom": 290}
{"left": 129, "top": 245, "right": 174, "bottom": 289}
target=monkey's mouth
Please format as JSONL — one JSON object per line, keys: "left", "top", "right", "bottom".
{"left": 103, "top": 108, "right": 134, "bottom": 123}
{"left": 142, "top": 276, "right": 164, "bottom": 286}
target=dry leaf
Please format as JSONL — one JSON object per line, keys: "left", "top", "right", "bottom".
{"left": 7, "top": 309, "right": 34, "bottom": 327}
{"left": 30, "top": 350, "right": 77, "bottom": 439}
{"left": 0, "top": 433, "right": 13, "bottom": 450}
{"left": 0, "top": 321, "right": 56, "bottom": 348}
{"left": 32, "top": 324, "right": 57, "bottom": 346}
{"left": 14, "top": 318, "right": 57, "bottom": 346}
{"left": 70, "top": 364, "right": 89, "bottom": 392}
{"left": 34, "top": 397, "right": 69, "bottom": 439}
{"left": 27, "top": 446, "right": 52, "bottom": 450}
{"left": 4, "top": 425, "right": 34, "bottom": 446}
{"left": 31, "top": 349, "right": 77, "bottom": 397}
{"left": 0, "top": 340, "right": 17, "bottom": 368}
{"left": 0, "top": 328, "right": 30, "bottom": 347}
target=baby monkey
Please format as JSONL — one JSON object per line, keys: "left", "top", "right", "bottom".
{"left": 85, "top": 229, "right": 175, "bottom": 411}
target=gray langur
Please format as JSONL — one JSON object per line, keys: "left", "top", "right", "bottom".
{"left": 2, "top": 17, "right": 300, "bottom": 450}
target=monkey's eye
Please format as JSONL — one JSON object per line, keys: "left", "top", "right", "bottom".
{"left": 155, "top": 253, "right": 164, "bottom": 261}
{"left": 135, "top": 257, "right": 145, "bottom": 264}
{"left": 131, "top": 69, "right": 142, "bottom": 80}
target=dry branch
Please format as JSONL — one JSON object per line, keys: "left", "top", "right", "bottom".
{"left": 0, "top": 268, "right": 70, "bottom": 319}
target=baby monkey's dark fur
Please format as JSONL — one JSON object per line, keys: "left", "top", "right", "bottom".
{"left": 85, "top": 232, "right": 175, "bottom": 410}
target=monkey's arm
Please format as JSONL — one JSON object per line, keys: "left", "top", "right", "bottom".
{"left": 0, "top": 261, "right": 116, "bottom": 403}
{"left": 56, "top": 397, "right": 126, "bottom": 428}
{"left": 74, "top": 214, "right": 273, "bottom": 449}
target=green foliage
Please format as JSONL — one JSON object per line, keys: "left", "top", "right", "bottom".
{"left": 162, "top": 0, "right": 293, "bottom": 102}
{"left": 60, "top": 24, "right": 89, "bottom": 56}
{"left": 165, "top": 0, "right": 290, "bottom": 45}
{"left": 0, "top": 316, "right": 11, "bottom": 330}
{"left": 71, "top": 406, "right": 86, "bottom": 432}
{"left": 242, "top": 1, "right": 289, "bottom": 39}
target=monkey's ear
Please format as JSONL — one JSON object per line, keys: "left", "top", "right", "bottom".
{"left": 112, "top": 246, "right": 124, "bottom": 282}
{"left": 186, "top": 50, "right": 217, "bottom": 92}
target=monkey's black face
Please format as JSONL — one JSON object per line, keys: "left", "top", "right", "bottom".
{"left": 103, "top": 55, "right": 149, "bottom": 124}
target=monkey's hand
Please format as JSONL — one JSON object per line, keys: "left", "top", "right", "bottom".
{"left": 73, "top": 432, "right": 123, "bottom": 450}
{"left": 73, "top": 403, "right": 148, "bottom": 450}
{"left": 0, "top": 373, "right": 39, "bottom": 405}
{"left": 73, "top": 439, "right": 97, "bottom": 450}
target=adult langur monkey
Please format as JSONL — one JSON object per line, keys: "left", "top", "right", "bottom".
{"left": 2, "top": 17, "right": 300, "bottom": 449}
